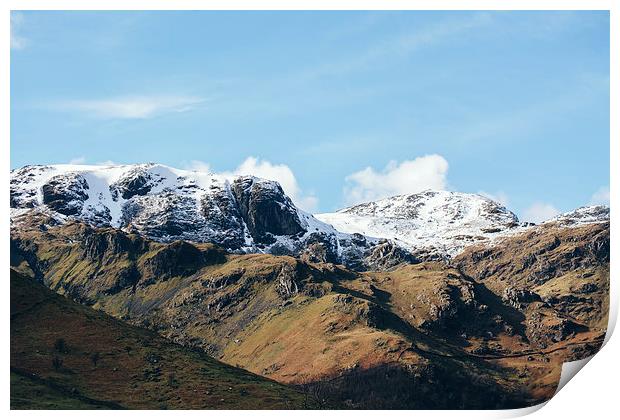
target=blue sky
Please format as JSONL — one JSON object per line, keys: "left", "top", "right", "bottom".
{"left": 10, "top": 11, "right": 610, "bottom": 220}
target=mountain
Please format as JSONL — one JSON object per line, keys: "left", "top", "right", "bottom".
{"left": 317, "top": 192, "right": 609, "bottom": 258}
{"left": 546, "top": 205, "right": 610, "bottom": 227}
{"left": 10, "top": 269, "right": 316, "bottom": 409}
{"left": 316, "top": 190, "right": 523, "bottom": 258}
{"left": 10, "top": 163, "right": 383, "bottom": 269}
{"left": 10, "top": 163, "right": 609, "bottom": 409}
{"left": 11, "top": 163, "right": 609, "bottom": 271}
{"left": 10, "top": 212, "right": 609, "bottom": 408}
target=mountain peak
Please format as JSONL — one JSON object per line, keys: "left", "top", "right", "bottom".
{"left": 546, "top": 205, "right": 609, "bottom": 226}
{"left": 317, "top": 189, "right": 520, "bottom": 257}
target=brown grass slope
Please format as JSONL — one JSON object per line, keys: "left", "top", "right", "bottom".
{"left": 10, "top": 269, "right": 314, "bottom": 409}
{"left": 10, "top": 215, "right": 609, "bottom": 408}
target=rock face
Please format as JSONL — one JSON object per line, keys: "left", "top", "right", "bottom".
{"left": 41, "top": 174, "right": 89, "bottom": 216}
{"left": 455, "top": 221, "right": 610, "bottom": 349}
{"left": 9, "top": 164, "right": 383, "bottom": 268}
{"left": 231, "top": 176, "right": 305, "bottom": 244}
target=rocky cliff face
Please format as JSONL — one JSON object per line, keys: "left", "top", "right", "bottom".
{"left": 454, "top": 222, "right": 609, "bottom": 349}
{"left": 10, "top": 164, "right": 389, "bottom": 268}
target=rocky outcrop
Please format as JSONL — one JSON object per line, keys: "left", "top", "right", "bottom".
{"left": 110, "top": 166, "right": 161, "bottom": 200}
{"left": 275, "top": 264, "right": 299, "bottom": 298}
{"left": 42, "top": 174, "right": 89, "bottom": 216}
{"left": 501, "top": 287, "right": 539, "bottom": 310}
{"left": 231, "top": 176, "right": 306, "bottom": 244}
{"left": 364, "top": 241, "right": 418, "bottom": 271}
{"left": 141, "top": 241, "right": 216, "bottom": 281}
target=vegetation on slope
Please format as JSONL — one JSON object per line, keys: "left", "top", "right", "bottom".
{"left": 10, "top": 269, "right": 315, "bottom": 409}
{"left": 10, "top": 216, "right": 609, "bottom": 409}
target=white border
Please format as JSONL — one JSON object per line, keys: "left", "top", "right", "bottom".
{"left": 3, "top": 1, "right": 617, "bottom": 419}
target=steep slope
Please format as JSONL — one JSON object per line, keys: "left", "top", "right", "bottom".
{"left": 10, "top": 163, "right": 384, "bottom": 269}
{"left": 11, "top": 215, "right": 609, "bottom": 408}
{"left": 10, "top": 269, "right": 315, "bottom": 409}
{"left": 454, "top": 221, "right": 610, "bottom": 346}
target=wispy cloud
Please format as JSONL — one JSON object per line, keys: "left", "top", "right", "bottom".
{"left": 298, "top": 12, "right": 493, "bottom": 81}
{"left": 589, "top": 186, "right": 610, "bottom": 206}
{"left": 50, "top": 95, "right": 206, "bottom": 119}
{"left": 11, "top": 12, "right": 29, "bottom": 50}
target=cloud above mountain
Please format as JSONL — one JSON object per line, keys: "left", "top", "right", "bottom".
{"left": 231, "top": 157, "right": 319, "bottom": 212}
{"left": 50, "top": 95, "right": 205, "bottom": 119}
{"left": 589, "top": 186, "right": 610, "bottom": 206}
{"left": 522, "top": 202, "right": 560, "bottom": 223}
{"left": 343, "top": 155, "right": 449, "bottom": 205}
{"left": 186, "top": 157, "right": 319, "bottom": 212}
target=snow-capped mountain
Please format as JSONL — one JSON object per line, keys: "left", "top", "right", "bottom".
{"left": 10, "top": 163, "right": 380, "bottom": 268}
{"left": 545, "top": 205, "right": 610, "bottom": 227}
{"left": 316, "top": 191, "right": 525, "bottom": 258}
{"left": 10, "top": 163, "right": 609, "bottom": 268}
{"left": 316, "top": 192, "right": 609, "bottom": 258}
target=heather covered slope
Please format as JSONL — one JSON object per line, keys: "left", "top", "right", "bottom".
{"left": 10, "top": 213, "right": 609, "bottom": 408}
{"left": 10, "top": 269, "right": 315, "bottom": 409}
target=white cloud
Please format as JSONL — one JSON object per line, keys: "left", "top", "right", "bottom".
{"left": 343, "top": 155, "right": 449, "bottom": 205}
{"left": 11, "top": 12, "right": 28, "bottom": 50}
{"left": 52, "top": 95, "right": 205, "bottom": 119}
{"left": 522, "top": 202, "right": 560, "bottom": 224}
{"left": 184, "top": 157, "right": 318, "bottom": 212}
{"left": 185, "top": 160, "right": 212, "bottom": 173}
{"left": 478, "top": 190, "right": 510, "bottom": 207}
{"left": 68, "top": 156, "right": 86, "bottom": 165}
{"left": 232, "top": 157, "right": 318, "bottom": 212}
{"left": 589, "top": 186, "right": 610, "bottom": 206}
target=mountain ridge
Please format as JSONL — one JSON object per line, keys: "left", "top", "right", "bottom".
{"left": 10, "top": 163, "right": 609, "bottom": 268}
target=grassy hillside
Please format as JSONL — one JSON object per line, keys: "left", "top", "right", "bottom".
{"left": 10, "top": 216, "right": 609, "bottom": 409}
{"left": 10, "top": 269, "right": 314, "bottom": 409}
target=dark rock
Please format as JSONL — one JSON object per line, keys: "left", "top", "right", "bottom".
{"left": 300, "top": 232, "right": 339, "bottom": 264}
{"left": 232, "top": 177, "right": 305, "bottom": 244}
{"left": 41, "top": 174, "right": 89, "bottom": 216}
{"left": 364, "top": 242, "right": 418, "bottom": 271}
{"left": 142, "top": 241, "right": 208, "bottom": 281}
{"left": 110, "top": 166, "right": 161, "bottom": 200}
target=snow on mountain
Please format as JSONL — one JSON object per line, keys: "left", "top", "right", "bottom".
{"left": 545, "top": 205, "right": 609, "bottom": 227}
{"left": 10, "top": 163, "right": 610, "bottom": 267}
{"left": 10, "top": 163, "right": 379, "bottom": 268}
{"left": 316, "top": 190, "right": 525, "bottom": 258}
